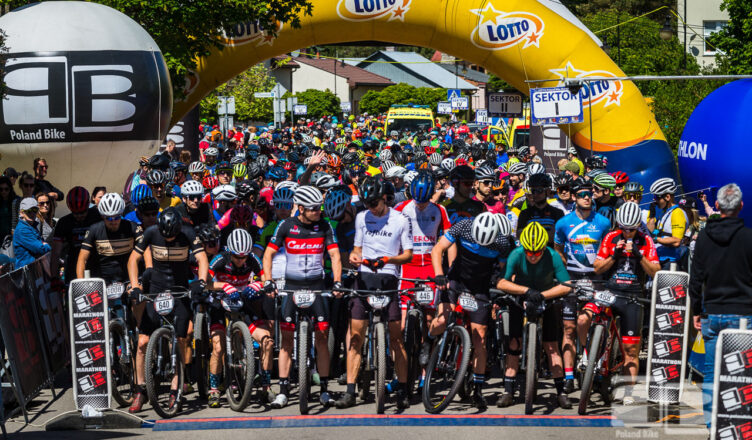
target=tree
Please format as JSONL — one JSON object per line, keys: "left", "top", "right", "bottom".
{"left": 360, "top": 83, "right": 447, "bottom": 114}
{"left": 487, "top": 74, "right": 513, "bottom": 93}
{"left": 709, "top": 0, "right": 752, "bottom": 75}
{"left": 199, "top": 64, "right": 276, "bottom": 123}
{"left": 294, "top": 89, "right": 340, "bottom": 119}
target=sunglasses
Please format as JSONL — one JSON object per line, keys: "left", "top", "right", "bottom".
{"left": 302, "top": 206, "right": 321, "bottom": 212}
{"left": 38, "top": 200, "right": 50, "bottom": 206}
{"left": 620, "top": 226, "right": 638, "bottom": 232}
{"left": 624, "top": 193, "right": 641, "bottom": 200}
{"left": 531, "top": 188, "right": 547, "bottom": 194}
{"left": 525, "top": 250, "right": 543, "bottom": 257}
{"left": 479, "top": 180, "right": 493, "bottom": 186}
{"left": 37, "top": 165, "right": 48, "bottom": 169}
{"left": 150, "top": 183, "right": 165, "bottom": 189}
{"left": 104, "top": 215, "right": 121, "bottom": 222}
{"left": 230, "top": 253, "right": 248, "bottom": 259}
{"left": 218, "top": 170, "right": 231, "bottom": 175}
{"left": 186, "top": 195, "right": 202, "bottom": 201}
{"left": 576, "top": 191, "right": 593, "bottom": 199}
{"left": 557, "top": 187, "right": 570, "bottom": 192}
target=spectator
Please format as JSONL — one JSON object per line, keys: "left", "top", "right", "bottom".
{"left": 3, "top": 168, "right": 19, "bottom": 187}
{"left": 163, "top": 139, "right": 180, "bottom": 161}
{"left": 179, "top": 149, "right": 192, "bottom": 165}
{"left": 91, "top": 187, "right": 107, "bottom": 207}
{"left": 13, "top": 173, "right": 36, "bottom": 230}
{"left": 33, "top": 157, "right": 64, "bottom": 202}
{"left": 35, "top": 192, "right": 56, "bottom": 241}
{"left": 689, "top": 183, "right": 752, "bottom": 428}
{"left": 566, "top": 146, "right": 584, "bottom": 176}
{"left": 13, "top": 198, "right": 51, "bottom": 269}
{"left": 0, "top": 177, "right": 18, "bottom": 240}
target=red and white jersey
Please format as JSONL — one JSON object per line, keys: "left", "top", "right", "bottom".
{"left": 395, "top": 200, "right": 451, "bottom": 266}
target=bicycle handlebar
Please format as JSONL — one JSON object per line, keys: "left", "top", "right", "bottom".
{"left": 561, "top": 282, "right": 651, "bottom": 305}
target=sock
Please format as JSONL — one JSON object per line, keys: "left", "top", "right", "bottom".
{"left": 134, "top": 384, "right": 144, "bottom": 394}
{"left": 346, "top": 383, "right": 356, "bottom": 395}
{"left": 504, "top": 376, "right": 516, "bottom": 394}
{"left": 398, "top": 382, "right": 406, "bottom": 393}
{"left": 320, "top": 376, "right": 329, "bottom": 393}
{"left": 565, "top": 368, "right": 574, "bottom": 381}
{"left": 473, "top": 373, "right": 486, "bottom": 385}
{"left": 209, "top": 373, "right": 220, "bottom": 390}
{"left": 279, "top": 377, "right": 289, "bottom": 396}
{"left": 261, "top": 369, "right": 271, "bottom": 386}
{"left": 554, "top": 377, "right": 565, "bottom": 394}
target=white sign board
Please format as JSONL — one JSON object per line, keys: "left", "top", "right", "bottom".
{"left": 340, "top": 102, "right": 352, "bottom": 113}
{"left": 487, "top": 92, "right": 523, "bottom": 117}
{"left": 475, "top": 109, "right": 489, "bottom": 124}
{"left": 254, "top": 92, "right": 274, "bottom": 98}
{"left": 451, "top": 97, "right": 469, "bottom": 110}
{"left": 293, "top": 104, "right": 308, "bottom": 115}
{"left": 437, "top": 101, "right": 453, "bottom": 115}
{"left": 530, "top": 87, "right": 583, "bottom": 125}
{"left": 217, "top": 96, "right": 236, "bottom": 115}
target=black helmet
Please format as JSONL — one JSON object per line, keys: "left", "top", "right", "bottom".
{"left": 148, "top": 153, "right": 171, "bottom": 170}
{"left": 246, "top": 162, "right": 262, "bottom": 180}
{"left": 527, "top": 173, "right": 552, "bottom": 188}
{"left": 359, "top": 176, "right": 386, "bottom": 204}
{"left": 137, "top": 196, "right": 159, "bottom": 213}
{"left": 450, "top": 165, "right": 475, "bottom": 182}
{"left": 236, "top": 180, "right": 258, "bottom": 199}
{"left": 570, "top": 179, "right": 593, "bottom": 193}
{"left": 196, "top": 223, "right": 220, "bottom": 243}
{"left": 157, "top": 207, "right": 182, "bottom": 238}
{"left": 554, "top": 172, "right": 573, "bottom": 188}
{"left": 382, "top": 180, "right": 396, "bottom": 205}
{"left": 433, "top": 167, "right": 449, "bottom": 180}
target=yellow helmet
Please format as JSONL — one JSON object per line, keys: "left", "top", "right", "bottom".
{"left": 520, "top": 221, "right": 548, "bottom": 252}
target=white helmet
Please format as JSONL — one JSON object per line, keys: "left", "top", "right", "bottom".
{"left": 384, "top": 166, "right": 407, "bottom": 180}
{"left": 495, "top": 213, "right": 513, "bottom": 237}
{"left": 294, "top": 185, "right": 324, "bottom": 208}
{"left": 181, "top": 180, "right": 204, "bottom": 197}
{"left": 204, "top": 147, "right": 218, "bottom": 157}
{"left": 616, "top": 202, "right": 642, "bottom": 228}
{"left": 441, "top": 158, "right": 456, "bottom": 171}
{"left": 188, "top": 161, "right": 205, "bottom": 173}
{"left": 527, "top": 163, "right": 546, "bottom": 175}
{"left": 315, "top": 174, "right": 338, "bottom": 189}
{"left": 97, "top": 193, "right": 125, "bottom": 217}
{"left": 404, "top": 170, "right": 419, "bottom": 185}
{"left": 471, "top": 212, "right": 500, "bottom": 246}
{"left": 508, "top": 162, "right": 527, "bottom": 175}
{"left": 275, "top": 180, "right": 299, "bottom": 192}
{"left": 226, "top": 229, "right": 253, "bottom": 256}
{"left": 380, "top": 149, "right": 393, "bottom": 161}
{"left": 212, "top": 184, "right": 236, "bottom": 201}
{"left": 380, "top": 160, "right": 395, "bottom": 173}
{"left": 650, "top": 177, "right": 677, "bottom": 196}
{"left": 429, "top": 153, "right": 443, "bottom": 166}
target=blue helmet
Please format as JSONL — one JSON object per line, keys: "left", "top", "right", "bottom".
{"left": 410, "top": 171, "right": 435, "bottom": 203}
{"left": 131, "top": 184, "right": 153, "bottom": 205}
{"left": 265, "top": 165, "right": 287, "bottom": 181}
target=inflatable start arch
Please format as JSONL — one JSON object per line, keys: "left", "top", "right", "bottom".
{"left": 177, "top": 0, "right": 677, "bottom": 183}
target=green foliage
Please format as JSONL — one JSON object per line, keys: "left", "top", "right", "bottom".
{"left": 199, "top": 64, "right": 276, "bottom": 122}
{"left": 360, "top": 83, "right": 447, "bottom": 114}
{"left": 562, "top": 0, "right": 674, "bottom": 19}
{"left": 294, "top": 89, "right": 341, "bottom": 119}
{"left": 709, "top": 0, "right": 752, "bottom": 75}
{"left": 487, "top": 74, "right": 513, "bottom": 93}
{"left": 0, "top": 28, "right": 7, "bottom": 99}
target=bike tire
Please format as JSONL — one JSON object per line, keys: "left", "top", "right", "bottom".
{"left": 422, "top": 325, "right": 472, "bottom": 414}
{"left": 375, "top": 322, "right": 387, "bottom": 414}
{"left": 298, "top": 320, "right": 311, "bottom": 415}
{"left": 524, "top": 322, "right": 538, "bottom": 415}
{"left": 600, "top": 334, "right": 621, "bottom": 405}
{"left": 193, "top": 312, "right": 211, "bottom": 400}
{"left": 404, "top": 310, "right": 421, "bottom": 398}
{"left": 498, "top": 311, "right": 509, "bottom": 375}
{"left": 109, "top": 320, "right": 135, "bottom": 407}
{"left": 579, "top": 324, "right": 605, "bottom": 415}
{"left": 224, "top": 321, "right": 255, "bottom": 411}
{"left": 145, "top": 327, "right": 183, "bottom": 418}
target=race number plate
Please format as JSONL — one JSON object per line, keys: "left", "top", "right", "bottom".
{"left": 458, "top": 293, "right": 479, "bottom": 312}
{"left": 594, "top": 291, "right": 615, "bottom": 305}
{"left": 367, "top": 295, "right": 390, "bottom": 310}
{"left": 106, "top": 282, "right": 125, "bottom": 300}
{"left": 293, "top": 291, "right": 316, "bottom": 308}
{"left": 154, "top": 292, "right": 175, "bottom": 316}
{"left": 416, "top": 288, "right": 434, "bottom": 306}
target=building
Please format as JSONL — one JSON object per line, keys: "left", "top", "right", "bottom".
{"left": 431, "top": 51, "right": 490, "bottom": 111}
{"left": 678, "top": 0, "right": 728, "bottom": 68}
{"left": 265, "top": 55, "right": 300, "bottom": 96}
{"left": 290, "top": 56, "right": 394, "bottom": 114}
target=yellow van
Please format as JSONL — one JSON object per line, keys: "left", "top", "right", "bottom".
{"left": 385, "top": 104, "right": 435, "bottom": 133}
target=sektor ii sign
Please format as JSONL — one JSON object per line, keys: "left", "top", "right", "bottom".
{"left": 337, "top": 0, "right": 411, "bottom": 21}
{"left": 470, "top": 4, "right": 544, "bottom": 50}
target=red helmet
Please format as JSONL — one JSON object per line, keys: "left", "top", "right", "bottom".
{"left": 66, "top": 186, "right": 90, "bottom": 213}
{"left": 202, "top": 176, "right": 219, "bottom": 190}
{"left": 610, "top": 171, "right": 629, "bottom": 185}
{"left": 282, "top": 161, "right": 295, "bottom": 171}
{"left": 424, "top": 146, "right": 436, "bottom": 155}
{"left": 230, "top": 205, "right": 253, "bottom": 227}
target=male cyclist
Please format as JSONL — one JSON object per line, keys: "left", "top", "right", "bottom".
{"left": 253, "top": 185, "right": 295, "bottom": 289}
{"left": 51, "top": 187, "right": 100, "bottom": 285}
{"left": 592, "top": 173, "right": 618, "bottom": 227}
{"left": 516, "top": 173, "right": 564, "bottom": 246}
{"left": 646, "top": 178, "right": 688, "bottom": 270}
{"left": 178, "top": 180, "right": 214, "bottom": 227}
{"left": 442, "top": 165, "right": 486, "bottom": 224}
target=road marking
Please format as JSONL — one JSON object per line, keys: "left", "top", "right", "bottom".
{"left": 653, "top": 412, "right": 704, "bottom": 423}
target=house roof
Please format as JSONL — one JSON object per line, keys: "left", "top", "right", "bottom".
{"left": 437, "top": 63, "right": 490, "bottom": 84}
{"left": 356, "top": 51, "right": 476, "bottom": 90}
{"left": 293, "top": 56, "right": 394, "bottom": 87}
{"left": 270, "top": 55, "right": 299, "bottom": 68}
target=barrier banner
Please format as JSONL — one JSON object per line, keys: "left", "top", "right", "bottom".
{"left": 0, "top": 269, "right": 47, "bottom": 402}
{"left": 711, "top": 328, "right": 752, "bottom": 440}
{"left": 69, "top": 278, "right": 111, "bottom": 410}
{"left": 645, "top": 270, "right": 690, "bottom": 404}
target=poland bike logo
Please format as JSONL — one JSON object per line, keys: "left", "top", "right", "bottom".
{"left": 550, "top": 61, "right": 624, "bottom": 107}
{"left": 470, "top": 4, "right": 544, "bottom": 50}
{"left": 337, "top": 0, "right": 411, "bottom": 22}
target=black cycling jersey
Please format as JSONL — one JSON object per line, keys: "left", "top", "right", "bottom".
{"left": 268, "top": 216, "right": 337, "bottom": 283}
{"left": 177, "top": 203, "right": 214, "bottom": 228}
{"left": 209, "top": 251, "right": 263, "bottom": 287}
{"left": 53, "top": 207, "right": 101, "bottom": 281}
{"left": 134, "top": 225, "right": 203, "bottom": 290}
{"left": 516, "top": 203, "right": 564, "bottom": 247}
{"left": 443, "top": 218, "right": 514, "bottom": 291}
{"left": 334, "top": 219, "right": 356, "bottom": 254}
{"left": 81, "top": 220, "right": 140, "bottom": 282}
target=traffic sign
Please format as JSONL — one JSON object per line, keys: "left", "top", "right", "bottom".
{"left": 217, "top": 96, "right": 236, "bottom": 115}
{"left": 487, "top": 92, "right": 523, "bottom": 117}
{"left": 475, "top": 109, "right": 488, "bottom": 124}
{"left": 254, "top": 92, "right": 274, "bottom": 98}
{"left": 340, "top": 102, "right": 352, "bottom": 113}
{"left": 447, "top": 89, "right": 461, "bottom": 100}
{"left": 530, "top": 87, "right": 583, "bottom": 125}
{"left": 451, "top": 97, "right": 468, "bottom": 110}
{"left": 437, "top": 101, "right": 453, "bottom": 115}
{"left": 293, "top": 104, "right": 308, "bottom": 115}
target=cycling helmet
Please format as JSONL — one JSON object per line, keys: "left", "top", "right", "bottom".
{"left": 226, "top": 228, "right": 253, "bottom": 257}
{"left": 474, "top": 165, "right": 496, "bottom": 182}
{"left": 623, "top": 181, "right": 644, "bottom": 194}
{"left": 485, "top": 150, "right": 498, "bottom": 164}
{"left": 202, "top": 175, "right": 218, "bottom": 190}
{"left": 212, "top": 185, "right": 237, "bottom": 201}
{"left": 137, "top": 196, "right": 159, "bottom": 213}
{"left": 471, "top": 212, "right": 500, "bottom": 246}
{"left": 265, "top": 165, "right": 287, "bottom": 181}
{"left": 246, "top": 162, "right": 262, "bottom": 180}
{"left": 315, "top": 174, "right": 338, "bottom": 190}
{"left": 324, "top": 188, "right": 351, "bottom": 220}
{"left": 130, "top": 184, "right": 153, "bottom": 205}
{"left": 342, "top": 152, "right": 359, "bottom": 166}
{"left": 294, "top": 185, "right": 324, "bottom": 208}
{"left": 404, "top": 170, "right": 420, "bottom": 185}
{"left": 527, "top": 163, "right": 545, "bottom": 175}
{"left": 429, "top": 152, "right": 443, "bottom": 166}
{"left": 328, "top": 155, "right": 342, "bottom": 170}
{"left": 650, "top": 177, "right": 677, "bottom": 196}
{"left": 145, "top": 169, "right": 167, "bottom": 186}
{"left": 517, "top": 146, "right": 530, "bottom": 159}
{"left": 507, "top": 162, "right": 527, "bottom": 175}
{"left": 67, "top": 186, "right": 90, "bottom": 213}
{"left": 230, "top": 205, "right": 253, "bottom": 226}
{"left": 216, "top": 160, "right": 232, "bottom": 173}
{"left": 592, "top": 173, "right": 616, "bottom": 190}
{"left": 230, "top": 155, "right": 245, "bottom": 166}
{"left": 380, "top": 149, "right": 393, "bottom": 161}
{"left": 188, "top": 161, "right": 206, "bottom": 174}
{"left": 163, "top": 167, "right": 176, "bottom": 183}
{"left": 384, "top": 166, "right": 407, "bottom": 180}
{"left": 97, "top": 193, "right": 125, "bottom": 217}
{"left": 527, "top": 173, "right": 552, "bottom": 189}
{"left": 197, "top": 224, "right": 220, "bottom": 244}
{"left": 380, "top": 160, "right": 395, "bottom": 173}
{"left": 495, "top": 213, "right": 513, "bottom": 237}
{"left": 433, "top": 167, "right": 449, "bottom": 180}
{"left": 170, "top": 161, "right": 188, "bottom": 173}
{"left": 410, "top": 171, "right": 435, "bottom": 203}
{"left": 359, "top": 176, "right": 386, "bottom": 204}
{"left": 610, "top": 171, "right": 629, "bottom": 185}
{"left": 157, "top": 207, "right": 182, "bottom": 238}
{"left": 554, "top": 173, "right": 573, "bottom": 189}
{"left": 273, "top": 186, "right": 295, "bottom": 205}
{"left": 204, "top": 147, "right": 219, "bottom": 157}
{"left": 441, "top": 158, "right": 456, "bottom": 171}
{"left": 450, "top": 165, "right": 475, "bottom": 182}
{"left": 519, "top": 221, "right": 548, "bottom": 252}
{"left": 233, "top": 163, "right": 247, "bottom": 179}
{"left": 236, "top": 180, "right": 258, "bottom": 199}
{"left": 570, "top": 180, "right": 593, "bottom": 194}
{"left": 148, "top": 154, "right": 170, "bottom": 170}
{"left": 181, "top": 180, "right": 204, "bottom": 197}
{"left": 616, "top": 202, "right": 642, "bottom": 228}
{"left": 475, "top": 160, "right": 487, "bottom": 168}
{"left": 275, "top": 180, "right": 299, "bottom": 192}
{"left": 585, "top": 155, "right": 607, "bottom": 169}
{"left": 393, "top": 151, "right": 407, "bottom": 165}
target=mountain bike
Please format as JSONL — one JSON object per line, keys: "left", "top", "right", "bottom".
{"left": 218, "top": 295, "right": 255, "bottom": 411}
{"left": 105, "top": 281, "right": 136, "bottom": 407}
{"left": 398, "top": 277, "right": 435, "bottom": 398}
{"left": 192, "top": 294, "right": 213, "bottom": 400}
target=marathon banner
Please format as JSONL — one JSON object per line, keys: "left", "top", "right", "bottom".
{"left": 162, "top": 105, "right": 200, "bottom": 160}
{"left": 69, "top": 278, "right": 111, "bottom": 410}
{"left": 645, "top": 270, "right": 690, "bottom": 404}
{"left": 711, "top": 328, "right": 752, "bottom": 440}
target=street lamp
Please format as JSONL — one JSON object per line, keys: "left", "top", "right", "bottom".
{"left": 659, "top": 15, "right": 674, "bottom": 41}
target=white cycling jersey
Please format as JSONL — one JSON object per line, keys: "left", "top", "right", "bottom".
{"left": 354, "top": 207, "right": 413, "bottom": 276}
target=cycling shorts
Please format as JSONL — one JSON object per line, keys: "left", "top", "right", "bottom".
{"left": 562, "top": 272, "right": 602, "bottom": 321}
{"left": 438, "top": 280, "right": 491, "bottom": 326}
{"left": 244, "top": 293, "right": 275, "bottom": 334}
{"left": 399, "top": 264, "right": 437, "bottom": 311}
{"left": 350, "top": 272, "right": 401, "bottom": 322}
{"left": 280, "top": 280, "right": 329, "bottom": 332}
{"left": 582, "top": 294, "right": 644, "bottom": 345}
{"left": 507, "top": 300, "right": 562, "bottom": 342}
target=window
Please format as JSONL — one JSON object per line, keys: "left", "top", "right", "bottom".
{"left": 704, "top": 21, "right": 727, "bottom": 55}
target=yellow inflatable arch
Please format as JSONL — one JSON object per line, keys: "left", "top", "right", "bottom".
{"left": 176, "top": 0, "right": 676, "bottom": 180}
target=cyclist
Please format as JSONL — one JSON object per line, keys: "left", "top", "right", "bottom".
{"left": 336, "top": 177, "right": 413, "bottom": 410}
{"left": 209, "top": 229, "right": 274, "bottom": 407}
{"left": 262, "top": 186, "right": 343, "bottom": 409}
{"left": 473, "top": 165, "right": 505, "bottom": 214}
{"left": 429, "top": 212, "right": 515, "bottom": 409}
{"left": 553, "top": 181, "right": 611, "bottom": 393}
{"left": 442, "top": 165, "right": 486, "bottom": 224}
{"left": 51, "top": 187, "right": 100, "bottom": 285}
{"left": 592, "top": 173, "right": 618, "bottom": 226}
{"left": 588, "top": 201, "right": 660, "bottom": 405}
{"left": 212, "top": 185, "right": 236, "bottom": 222}
{"left": 610, "top": 171, "right": 629, "bottom": 208}
{"left": 145, "top": 169, "right": 177, "bottom": 211}
{"left": 646, "top": 178, "right": 688, "bottom": 270}
{"left": 496, "top": 222, "right": 573, "bottom": 409}
{"left": 126, "top": 207, "right": 209, "bottom": 413}
{"left": 551, "top": 173, "right": 575, "bottom": 215}
{"left": 516, "top": 173, "right": 564, "bottom": 247}
{"left": 253, "top": 185, "right": 295, "bottom": 288}
{"left": 127, "top": 196, "right": 160, "bottom": 229}
{"left": 178, "top": 180, "right": 214, "bottom": 227}
{"left": 188, "top": 161, "right": 206, "bottom": 183}
{"left": 506, "top": 162, "right": 528, "bottom": 211}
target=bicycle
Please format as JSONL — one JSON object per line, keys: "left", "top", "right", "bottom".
{"left": 105, "top": 281, "right": 136, "bottom": 407}
{"left": 563, "top": 282, "right": 650, "bottom": 415}
{"left": 140, "top": 287, "right": 190, "bottom": 418}
{"left": 217, "top": 294, "right": 256, "bottom": 411}
{"left": 397, "top": 277, "right": 436, "bottom": 398}
{"left": 192, "top": 294, "right": 213, "bottom": 401}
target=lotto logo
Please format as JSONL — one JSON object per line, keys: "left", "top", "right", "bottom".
{"left": 724, "top": 349, "right": 752, "bottom": 375}
{"left": 654, "top": 337, "right": 682, "bottom": 358}
{"left": 651, "top": 364, "right": 679, "bottom": 384}
{"left": 656, "top": 311, "right": 684, "bottom": 330}
{"left": 658, "top": 285, "right": 686, "bottom": 304}
{"left": 721, "top": 384, "right": 752, "bottom": 412}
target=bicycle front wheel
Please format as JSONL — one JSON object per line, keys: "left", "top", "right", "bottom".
{"left": 524, "top": 322, "right": 538, "bottom": 415}
{"left": 193, "top": 312, "right": 211, "bottom": 400}
{"left": 422, "top": 325, "right": 471, "bottom": 414}
{"left": 298, "top": 320, "right": 311, "bottom": 415}
{"left": 375, "top": 322, "right": 387, "bottom": 414}
{"left": 225, "top": 321, "right": 255, "bottom": 412}
{"left": 145, "top": 327, "right": 183, "bottom": 418}
{"left": 109, "top": 320, "right": 135, "bottom": 407}
{"left": 404, "top": 309, "right": 421, "bottom": 398}
{"left": 579, "top": 324, "right": 605, "bottom": 415}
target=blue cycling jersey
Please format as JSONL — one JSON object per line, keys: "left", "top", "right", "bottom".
{"left": 554, "top": 210, "right": 611, "bottom": 273}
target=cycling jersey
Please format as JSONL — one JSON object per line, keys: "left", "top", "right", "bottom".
{"left": 255, "top": 220, "right": 287, "bottom": 280}
{"left": 473, "top": 195, "right": 506, "bottom": 214}
{"left": 53, "top": 207, "right": 101, "bottom": 281}
{"left": 354, "top": 207, "right": 413, "bottom": 277}
{"left": 332, "top": 219, "right": 356, "bottom": 254}
{"left": 134, "top": 225, "right": 204, "bottom": 290}
{"left": 650, "top": 204, "right": 688, "bottom": 262}
{"left": 516, "top": 203, "right": 564, "bottom": 247}
{"left": 441, "top": 197, "right": 486, "bottom": 224}
{"left": 268, "top": 217, "right": 337, "bottom": 282}
{"left": 595, "top": 196, "right": 618, "bottom": 226}
{"left": 81, "top": 220, "right": 140, "bottom": 283}
{"left": 209, "top": 251, "right": 263, "bottom": 287}
{"left": 596, "top": 230, "right": 659, "bottom": 294}
{"left": 549, "top": 198, "right": 573, "bottom": 215}
{"left": 503, "top": 247, "right": 570, "bottom": 291}
{"left": 394, "top": 200, "right": 451, "bottom": 266}
{"left": 177, "top": 203, "right": 214, "bottom": 228}
{"left": 444, "top": 218, "right": 514, "bottom": 291}
{"left": 554, "top": 210, "right": 611, "bottom": 273}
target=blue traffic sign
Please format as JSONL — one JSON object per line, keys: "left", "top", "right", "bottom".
{"left": 447, "top": 89, "right": 461, "bottom": 100}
